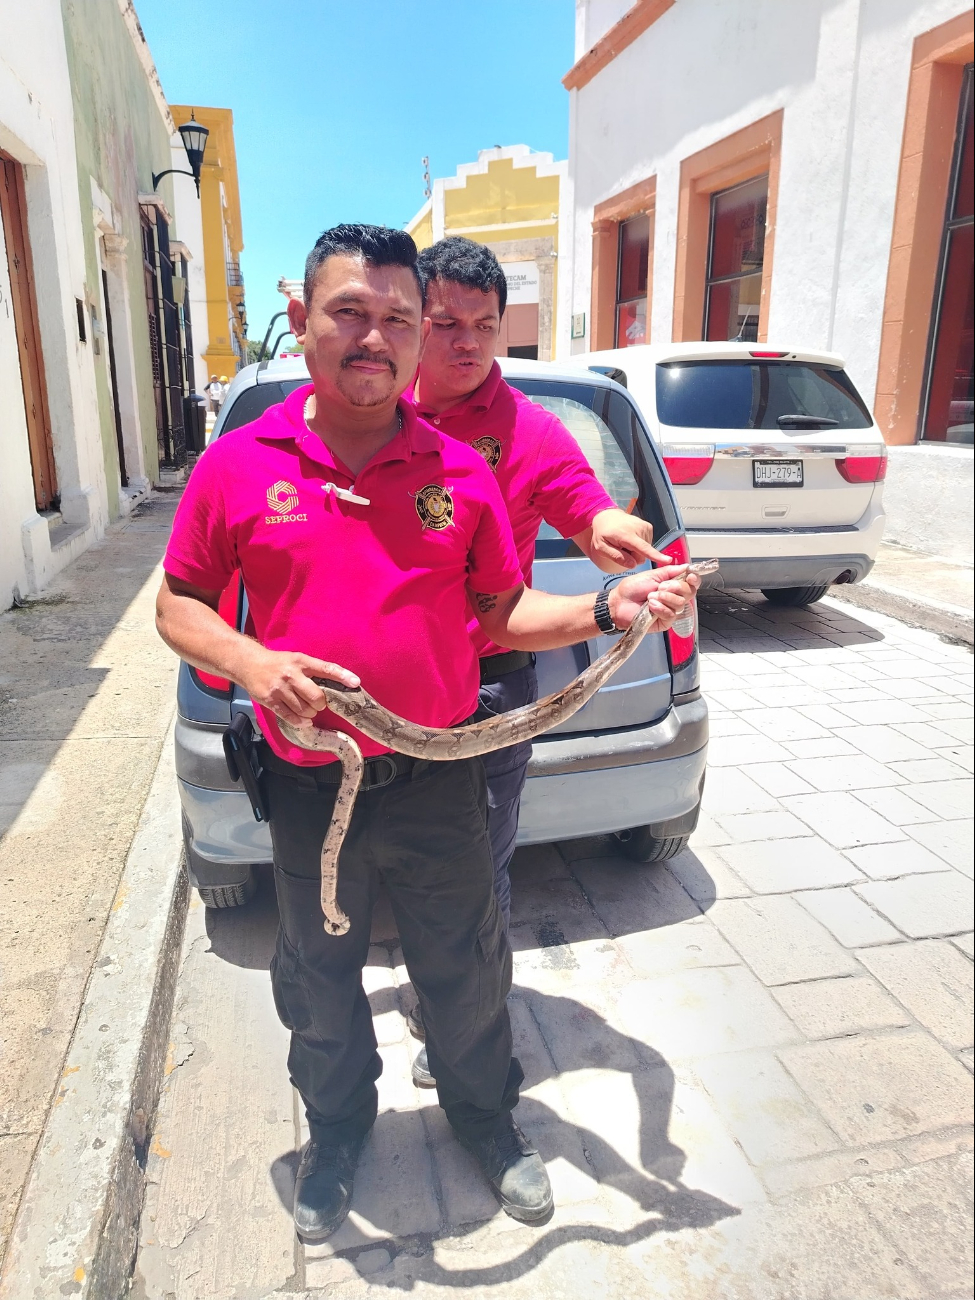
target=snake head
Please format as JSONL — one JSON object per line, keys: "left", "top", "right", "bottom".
{"left": 688, "top": 557, "right": 720, "bottom": 577}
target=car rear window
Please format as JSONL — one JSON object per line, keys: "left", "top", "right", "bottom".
{"left": 506, "top": 378, "right": 680, "bottom": 558}
{"left": 216, "top": 380, "right": 308, "bottom": 435}
{"left": 655, "top": 361, "right": 873, "bottom": 430}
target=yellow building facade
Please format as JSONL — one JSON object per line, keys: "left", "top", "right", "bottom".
{"left": 169, "top": 104, "right": 245, "bottom": 379}
{"left": 406, "top": 145, "right": 568, "bottom": 361}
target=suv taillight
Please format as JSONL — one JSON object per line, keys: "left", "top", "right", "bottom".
{"left": 193, "top": 571, "right": 241, "bottom": 695}
{"left": 660, "top": 535, "right": 697, "bottom": 671}
{"left": 661, "top": 443, "right": 715, "bottom": 485}
{"left": 836, "top": 445, "right": 888, "bottom": 483}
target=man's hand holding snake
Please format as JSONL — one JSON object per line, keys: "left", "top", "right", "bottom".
{"left": 234, "top": 647, "right": 360, "bottom": 728}
{"left": 608, "top": 563, "right": 701, "bottom": 633}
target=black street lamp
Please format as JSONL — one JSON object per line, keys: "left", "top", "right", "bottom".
{"left": 152, "top": 112, "right": 210, "bottom": 197}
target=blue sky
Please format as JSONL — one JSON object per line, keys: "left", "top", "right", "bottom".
{"left": 136, "top": 0, "right": 574, "bottom": 350}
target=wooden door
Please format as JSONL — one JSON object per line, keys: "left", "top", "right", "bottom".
{"left": 0, "top": 153, "right": 58, "bottom": 510}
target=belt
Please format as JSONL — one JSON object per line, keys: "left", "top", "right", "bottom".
{"left": 260, "top": 743, "right": 415, "bottom": 790}
{"left": 479, "top": 649, "right": 534, "bottom": 683}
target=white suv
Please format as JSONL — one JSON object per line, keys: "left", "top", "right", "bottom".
{"left": 567, "top": 343, "right": 887, "bottom": 606}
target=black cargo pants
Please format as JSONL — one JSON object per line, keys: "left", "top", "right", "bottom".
{"left": 263, "top": 749, "right": 524, "bottom": 1146}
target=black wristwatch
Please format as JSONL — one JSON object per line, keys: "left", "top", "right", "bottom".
{"left": 593, "top": 589, "right": 620, "bottom": 635}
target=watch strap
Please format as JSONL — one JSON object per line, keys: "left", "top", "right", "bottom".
{"left": 593, "top": 589, "right": 619, "bottom": 634}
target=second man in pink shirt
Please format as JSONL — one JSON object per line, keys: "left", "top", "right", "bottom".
{"left": 408, "top": 238, "right": 665, "bottom": 1085}
{"left": 414, "top": 237, "right": 664, "bottom": 911}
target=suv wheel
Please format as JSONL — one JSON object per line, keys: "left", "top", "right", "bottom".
{"left": 196, "top": 874, "right": 257, "bottom": 909}
{"left": 761, "top": 583, "right": 832, "bottom": 607}
{"left": 614, "top": 827, "right": 691, "bottom": 863}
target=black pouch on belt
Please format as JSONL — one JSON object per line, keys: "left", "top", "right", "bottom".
{"left": 222, "top": 713, "right": 270, "bottom": 823}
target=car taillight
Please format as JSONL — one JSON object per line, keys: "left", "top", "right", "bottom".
{"left": 749, "top": 350, "right": 789, "bottom": 358}
{"left": 660, "top": 535, "right": 697, "bottom": 670}
{"left": 836, "top": 445, "right": 888, "bottom": 483}
{"left": 662, "top": 443, "right": 715, "bottom": 485}
{"left": 193, "top": 571, "right": 241, "bottom": 695}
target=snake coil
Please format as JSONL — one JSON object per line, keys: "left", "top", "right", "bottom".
{"left": 279, "top": 559, "right": 718, "bottom": 933}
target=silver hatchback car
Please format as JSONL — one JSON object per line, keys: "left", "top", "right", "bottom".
{"left": 175, "top": 357, "right": 709, "bottom": 907}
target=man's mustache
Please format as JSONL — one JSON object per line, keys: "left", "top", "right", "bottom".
{"left": 340, "top": 352, "right": 397, "bottom": 378}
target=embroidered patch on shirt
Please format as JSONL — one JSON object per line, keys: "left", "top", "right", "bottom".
{"left": 265, "top": 480, "right": 308, "bottom": 523}
{"left": 413, "top": 483, "right": 454, "bottom": 530}
{"left": 470, "top": 435, "right": 502, "bottom": 471}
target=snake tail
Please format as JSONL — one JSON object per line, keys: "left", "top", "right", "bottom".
{"left": 312, "top": 730, "right": 363, "bottom": 935}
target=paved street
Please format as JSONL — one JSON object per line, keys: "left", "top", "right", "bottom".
{"left": 133, "top": 591, "right": 973, "bottom": 1300}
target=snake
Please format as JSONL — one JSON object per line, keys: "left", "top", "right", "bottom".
{"left": 279, "top": 559, "right": 718, "bottom": 934}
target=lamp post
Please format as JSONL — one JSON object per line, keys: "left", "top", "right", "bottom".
{"left": 152, "top": 112, "right": 210, "bottom": 197}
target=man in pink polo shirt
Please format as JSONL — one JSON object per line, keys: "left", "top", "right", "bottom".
{"left": 413, "top": 239, "right": 664, "bottom": 916}
{"left": 156, "top": 225, "right": 698, "bottom": 1242}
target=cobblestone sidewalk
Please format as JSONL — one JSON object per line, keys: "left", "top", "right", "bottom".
{"left": 134, "top": 591, "right": 973, "bottom": 1300}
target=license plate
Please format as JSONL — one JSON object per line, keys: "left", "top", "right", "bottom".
{"left": 753, "top": 459, "right": 803, "bottom": 487}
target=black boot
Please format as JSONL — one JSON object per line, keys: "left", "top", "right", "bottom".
{"left": 459, "top": 1119, "right": 553, "bottom": 1223}
{"left": 411, "top": 1044, "right": 436, "bottom": 1088}
{"left": 293, "top": 1133, "right": 367, "bottom": 1242}
{"left": 407, "top": 1002, "right": 425, "bottom": 1041}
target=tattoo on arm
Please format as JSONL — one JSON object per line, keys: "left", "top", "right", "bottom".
{"left": 472, "top": 592, "right": 498, "bottom": 614}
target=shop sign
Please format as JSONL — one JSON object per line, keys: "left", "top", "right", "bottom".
{"left": 503, "top": 261, "right": 540, "bottom": 305}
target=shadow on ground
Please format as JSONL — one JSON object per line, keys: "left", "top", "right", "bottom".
{"left": 203, "top": 843, "right": 738, "bottom": 1290}
{"left": 189, "top": 590, "right": 889, "bottom": 1289}
{"left": 698, "top": 585, "right": 885, "bottom": 650}
{"left": 0, "top": 496, "right": 177, "bottom": 828}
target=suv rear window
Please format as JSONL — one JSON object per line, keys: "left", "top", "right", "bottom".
{"left": 656, "top": 361, "right": 872, "bottom": 430}
{"left": 506, "top": 378, "right": 679, "bottom": 558}
{"left": 216, "top": 379, "right": 308, "bottom": 435}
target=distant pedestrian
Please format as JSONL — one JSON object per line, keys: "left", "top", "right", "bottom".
{"left": 204, "top": 374, "right": 225, "bottom": 414}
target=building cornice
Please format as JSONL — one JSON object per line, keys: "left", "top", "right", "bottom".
{"left": 446, "top": 217, "right": 558, "bottom": 237}
{"left": 593, "top": 175, "right": 657, "bottom": 225}
{"left": 563, "top": 0, "right": 675, "bottom": 92}
{"left": 443, "top": 145, "right": 564, "bottom": 190}
{"left": 116, "top": 0, "right": 174, "bottom": 132}
{"left": 138, "top": 192, "right": 173, "bottom": 224}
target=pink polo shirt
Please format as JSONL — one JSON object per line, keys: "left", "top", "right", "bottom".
{"left": 411, "top": 363, "right": 614, "bottom": 656}
{"left": 164, "top": 383, "right": 522, "bottom": 766}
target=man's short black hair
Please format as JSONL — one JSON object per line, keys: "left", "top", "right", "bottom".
{"left": 303, "top": 223, "right": 422, "bottom": 304}
{"left": 416, "top": 237, "right": 507, "bottom": 317}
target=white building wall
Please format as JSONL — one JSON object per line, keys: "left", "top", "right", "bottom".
{"left": 0, "top": 0, "right": 108, "bottom": 607}
{"left": 565, "top": 0, "right": 967, "bottom": 411}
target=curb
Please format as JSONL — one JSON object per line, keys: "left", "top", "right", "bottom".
{"left": 0, "top": 714, "right": 187, "bottom": 1300}
{"left": 829, "top": 578, "right": 974, "bottom": 646}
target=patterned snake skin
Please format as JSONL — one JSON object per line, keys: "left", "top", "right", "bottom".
{"left": 280, "top": 559, "right": 718, "bottom": 933}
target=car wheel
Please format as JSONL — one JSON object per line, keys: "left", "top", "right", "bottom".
{"left": 196, "top": 874, "right": 257, "bottom": 909}
{"left": 761, "top": 583, "right": 832, "bottom": 607}
{"left": 614, "top": 827, "right": 691, "bottom": 864}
